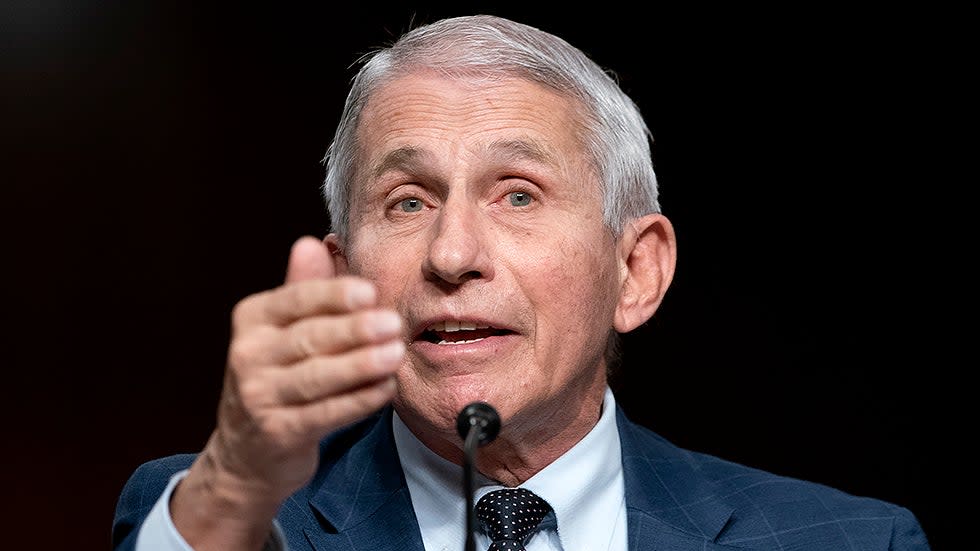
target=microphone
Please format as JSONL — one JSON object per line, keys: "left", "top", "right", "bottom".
{"left": 456, "top": 402, "right": 501, "bottom": 551}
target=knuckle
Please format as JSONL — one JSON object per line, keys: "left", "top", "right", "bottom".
{"left": 295, "top": 316, "right": 350, "bottom": 356}
{"left": 227, "top": 339, "right": 255, "bottom": 370}
{"left": 231, "top": 294, "right": 260, "bottom": 329}
{"left": 227, "top": 327, "right": 276, "bottom": 368}
{"left": 236, "top": 376, "right": 268, "bottom": 409}
{"left": 295, "top": 365, "right": 322, "bottom": 402}
{"left": 294, "top": 329, "right": 318, "bottom": 358}
{"left": 310, "top": 318, "right": 340, "bottom": 351}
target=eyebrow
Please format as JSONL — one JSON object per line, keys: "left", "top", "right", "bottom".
{"left": 371, "top": 138, "right": 558, "bottom": 180}
{"left": 484, "top": 138, "right": 557, "bottom": 168}
{"left": 372, "top": 146, "right": 435, "bottom": 179}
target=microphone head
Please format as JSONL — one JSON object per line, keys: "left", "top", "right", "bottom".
{"left": 456, "top": 401, "right": 501, "bottom": 446}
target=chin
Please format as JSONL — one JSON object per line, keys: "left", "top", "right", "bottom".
{"left": 396, "top": 376, "right": 500, "bottom": 433}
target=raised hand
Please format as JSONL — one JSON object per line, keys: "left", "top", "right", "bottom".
{"left": 170, "top": 236, "right": 403, "bottom": 550}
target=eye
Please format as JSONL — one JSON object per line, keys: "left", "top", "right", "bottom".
{"left": 508, "top": 191, "right": 533, "bottom": 207}
{"left": 397, "top": 197, "right": 424, "bottom": 212}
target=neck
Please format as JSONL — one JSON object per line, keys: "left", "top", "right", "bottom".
{"left": 476, "top": 394, "right": 604, "bottom": 486}
{"left": 400, "top": 385, "right": 607, "bottom": 487}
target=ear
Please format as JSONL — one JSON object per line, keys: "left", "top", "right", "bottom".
{"left": 324, "top": 233, "right": 350, "bottom": 275}
{"left": 613, "top": 213, "right": 677, "bottom": 333}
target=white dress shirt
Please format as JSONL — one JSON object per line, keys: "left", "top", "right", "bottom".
{"left": 396, "top": 386, "right": 627, "bottom": 551}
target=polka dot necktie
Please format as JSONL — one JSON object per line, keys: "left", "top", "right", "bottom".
{"left": 475, "top": 488, "right": 553, "bottom": 551}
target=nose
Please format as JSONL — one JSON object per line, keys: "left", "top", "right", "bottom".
{"left": 422, "top": 197, "right": 493, "bottom": 286}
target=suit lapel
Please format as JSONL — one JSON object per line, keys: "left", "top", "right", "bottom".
{"left": 302, "top": 408, "right": 425, "bottom": 551}
{"left": 297, "top": 405, "right": 740, "bottom": 550}
{"left": 617, "top": 407, "right": 738, "bottom": 549}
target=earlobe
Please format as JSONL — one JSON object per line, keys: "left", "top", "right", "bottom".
{"left": 324, "top": 234, "right": 350, "bottom": 275}
{"left": 613, "top": 214, "right": 677, "bottom": 333}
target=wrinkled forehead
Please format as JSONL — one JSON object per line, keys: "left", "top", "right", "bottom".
{"left": 352, "top": 72, "right": 594, "bottom": 181}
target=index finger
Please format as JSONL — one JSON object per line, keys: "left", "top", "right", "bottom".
{"left": 234, "top": 277, "right": 378, "bottom": 329}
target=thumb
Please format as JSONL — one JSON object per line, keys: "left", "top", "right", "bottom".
{"left": 285, "top": 236, "right": 335, "bottom": 283}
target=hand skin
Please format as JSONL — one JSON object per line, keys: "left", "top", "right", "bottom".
{"left": 169, "top": 236, "right": 405, "bottom": 551}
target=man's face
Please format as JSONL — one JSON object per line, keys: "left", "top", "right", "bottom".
{"left": 341, "top": 72, "right": 625, "bottom": 443}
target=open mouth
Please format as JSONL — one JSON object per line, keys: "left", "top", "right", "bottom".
{"left": 418, "top": 320, "right": 515, "bottom": 345}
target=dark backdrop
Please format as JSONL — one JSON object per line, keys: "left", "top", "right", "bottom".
{"left": 2, "top": 3, "right": 963, "bottom": 549}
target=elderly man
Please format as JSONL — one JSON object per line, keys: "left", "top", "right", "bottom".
{"left": 113, "top": 14, "right": 930, "bottom": 551}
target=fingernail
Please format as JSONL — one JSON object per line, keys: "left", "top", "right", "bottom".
{"left": 348, "top": 283, "right": 376, "bottom": 308}
{"left": 372, "top": 311, "right": 402, "bottom": 338}
{"left": 375, "top": 340, "right": 405, "bottom": 364}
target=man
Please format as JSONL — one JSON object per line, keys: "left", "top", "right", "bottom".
{"left": 113, "top": 14, "right": 931, "bottom": 551}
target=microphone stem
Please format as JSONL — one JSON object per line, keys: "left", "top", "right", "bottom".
{"left": 463, "top": 423, "right": 481, "bottom": 551}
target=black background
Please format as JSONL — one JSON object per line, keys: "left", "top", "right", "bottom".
{"left": 2, "top": 3, "right": 965, "bottom": 549}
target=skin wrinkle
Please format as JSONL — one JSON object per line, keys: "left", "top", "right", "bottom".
{"left": 364, "top": 141, "right": 561, "bottom": 224}
{"left": 340, "top": 73, "right": 623, "bottom": 486}
{"left": 372, "top": 139, "right": 556, "bottom": 182}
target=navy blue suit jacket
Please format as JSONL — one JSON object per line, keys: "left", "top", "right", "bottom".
{"left": 113, "top": 406, "right": 931, "bottom": 550}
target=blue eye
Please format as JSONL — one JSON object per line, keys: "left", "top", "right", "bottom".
{"left": 398, "top": 198, "right": 424, "bottom": 212}
{"left": 508, "top": 191, "right": 532, "bottom": 207}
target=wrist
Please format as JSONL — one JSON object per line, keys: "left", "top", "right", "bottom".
{"left": 170, "top": 446, "right": 283, "bottom": 551}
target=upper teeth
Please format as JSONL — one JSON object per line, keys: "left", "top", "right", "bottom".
{"left": 427, "top": 321, "right": 489, "bottom": 332}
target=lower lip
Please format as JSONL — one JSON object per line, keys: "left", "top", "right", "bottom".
{"left": 410, "top": 333, "right": 520, "bottom": 365}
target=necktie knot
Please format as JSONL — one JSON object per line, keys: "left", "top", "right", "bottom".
{"left": 475, "top": 488, "right": 552, "bottom": 550}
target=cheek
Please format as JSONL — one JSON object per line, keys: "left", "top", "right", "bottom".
{"left": 532, "top": 233, "right": 620, "bottom": 328}
{"left": 345, "top": 233, "right": 415, "bottom": 302}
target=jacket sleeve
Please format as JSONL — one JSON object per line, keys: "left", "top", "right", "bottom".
{"left": 890, "top": 505, "right": 932, "bottom": 551}
{"left": 112, "top": 454, "right": 197, "bottom": 551}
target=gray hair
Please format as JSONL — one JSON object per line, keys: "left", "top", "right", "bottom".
{"left": 322, "top": 14, "right": 660, "bottom": 239}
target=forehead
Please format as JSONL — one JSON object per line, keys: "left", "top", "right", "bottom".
{"left": 356, "top": 72, "right": 588, "bottom": 168}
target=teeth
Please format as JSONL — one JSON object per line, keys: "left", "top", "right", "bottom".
{"left": 438, "top": 338, "right": 483, "bottom": 345}
{"left": 427, "top": 321, "right": 490, "bottom": 332}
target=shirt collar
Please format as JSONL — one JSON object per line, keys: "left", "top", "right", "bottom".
{"left": 393, "top": 387, "right": 624, "bottom": 551}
